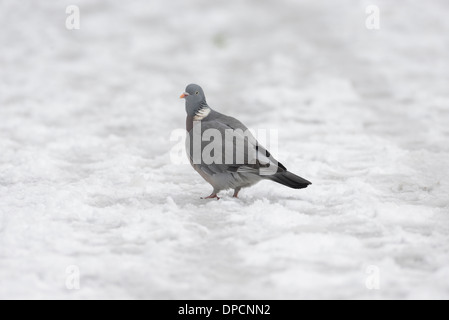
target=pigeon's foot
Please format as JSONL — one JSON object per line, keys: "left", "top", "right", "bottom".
{"left": 201, "top": 194, "right": 220, "bottom": 200}
{"left": 233, "top": 188, "right": 241, "bottom": 198}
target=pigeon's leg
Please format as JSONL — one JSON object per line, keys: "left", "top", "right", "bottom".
{"left": 201, "top": 193, "right": 220, "bottom": 200}
{"left": 233, "top": 187, "right": 241, "bottom": 198}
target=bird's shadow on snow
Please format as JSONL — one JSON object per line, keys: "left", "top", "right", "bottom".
{"left": 184, "top": 192, "right": 311, "bottom": 207}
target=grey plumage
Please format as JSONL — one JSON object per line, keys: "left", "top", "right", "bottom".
{"left": 181, "top": 84, "right": 311, "bottom": 199}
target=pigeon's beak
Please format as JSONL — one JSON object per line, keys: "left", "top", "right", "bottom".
{"left": 180, "top": 92, "right": 189, "bottom": 99}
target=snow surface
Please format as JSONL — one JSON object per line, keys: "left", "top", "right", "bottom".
{"left": 1, "top": 0, "right": 449, "bottom": 299}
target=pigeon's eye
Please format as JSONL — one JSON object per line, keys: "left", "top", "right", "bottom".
{"left": 195, "top": 91, "right": 199, "bottom": 95}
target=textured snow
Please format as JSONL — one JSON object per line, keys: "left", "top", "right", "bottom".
{"left": 1, "top": 0, "right": 449, "bottom": 299}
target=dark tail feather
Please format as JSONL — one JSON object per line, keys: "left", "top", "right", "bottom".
{"left": 268, "top": 171, "right": 312, "bottom": 189}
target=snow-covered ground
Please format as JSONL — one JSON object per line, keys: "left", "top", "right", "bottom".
{"left": 1, "top": 0, "right": 448, "bottom": 299}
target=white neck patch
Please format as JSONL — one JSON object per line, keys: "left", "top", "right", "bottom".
{"left": 193, "top": 107, "right": 211, "bottom": 121}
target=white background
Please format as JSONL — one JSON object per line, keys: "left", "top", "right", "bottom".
{"left": 0, "top": 0, "right": 448, "bottom": 299}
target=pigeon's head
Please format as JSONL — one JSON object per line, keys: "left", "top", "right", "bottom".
{"left": 180, "top": 84, "right": 208, "bottom": 116}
